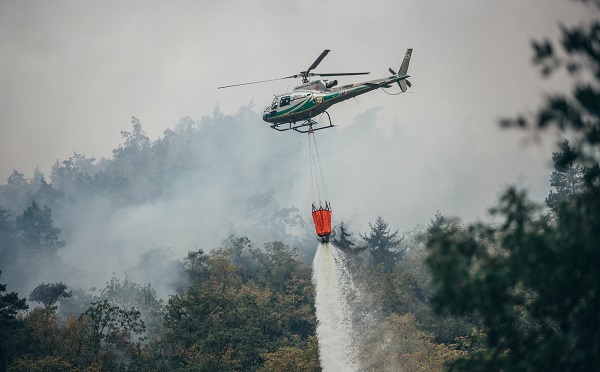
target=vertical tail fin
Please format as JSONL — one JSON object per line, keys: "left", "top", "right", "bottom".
{"left": 398, "top": 48, "right": 413, "bottom": 76}
{"left": 398, "top": 48, "right": 413, "bottom": 92}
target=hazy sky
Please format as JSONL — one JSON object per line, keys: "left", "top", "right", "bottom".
{"left": 0, "top": 0, "right": 592, "bottom": 204}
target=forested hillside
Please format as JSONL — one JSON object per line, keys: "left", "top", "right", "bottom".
{"left": 0, "top": 106, "right": 470, "bottom": 370}
{"left": 1, "top": 0, "right": 599, "bottom": 370}
{"left": 0, "top": 105, "right": 315, "bottom": 297}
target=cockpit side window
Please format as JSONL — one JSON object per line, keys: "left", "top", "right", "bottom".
{"left": 280, "top": 96, "right": 290, "bottom": 107}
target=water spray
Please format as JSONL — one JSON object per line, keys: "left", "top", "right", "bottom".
{"left": 313, "top": 242, "right": 359, "bottom": 371}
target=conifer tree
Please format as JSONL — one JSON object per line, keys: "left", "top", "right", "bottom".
{"left": 332, "top": 221, "right": 355, "bottom": 250}
{"left": 361, "top": 216, "right": 404, "bottom": 269}
{"left": 545, "top": 139, "right": 583, "bottom": 211}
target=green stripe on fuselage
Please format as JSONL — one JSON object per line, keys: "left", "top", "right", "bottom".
{"left": 323, "top": 92, "right": 339, "bottom": 101}
{"left": 275, "top": 96, "right": 316, "bottom": 118}
{"left": 270, "top": 84, "right": 377, "bottom": 122}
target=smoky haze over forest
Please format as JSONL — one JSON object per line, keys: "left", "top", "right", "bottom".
{"left": 0, "top": 103, "right": 554, "bottom": 299}
{"left": 0, "top": 110, "right": 310, "bottom": 296}
{"left": 0, "top": 0, "right": 592, "bottom": 297}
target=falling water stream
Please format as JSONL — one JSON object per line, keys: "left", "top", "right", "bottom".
{"left": 313, "top": 242, "right": 359, "bottom": 371}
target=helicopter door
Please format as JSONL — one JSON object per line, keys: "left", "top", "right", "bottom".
{"left": 280, "top": 95, "right": 290, "bottom": 107}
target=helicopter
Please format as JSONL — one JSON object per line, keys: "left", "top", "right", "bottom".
{"left": 218, "top": 48, "right": 413, "bottom": 133}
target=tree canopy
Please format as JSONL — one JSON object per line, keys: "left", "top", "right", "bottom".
{"left": 426, "top": 1, "right": 600, "bottom": 369}
{"left": 360, "top": 216, "right": 404, "bottom": 270}
{"left": 29, "top": 283, "right": 71, "bottom": 309}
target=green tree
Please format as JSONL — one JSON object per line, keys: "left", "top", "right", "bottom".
{"left": 426, "top": 2, "right": 600, "bottom": 368}
{"left": 50, "top": 152, "right": 97, "bottom": 203}
{"left": 25, "top": 285, "right": 71, "bottom": 359}
{"left": 55, "top": 287, "right": 94, "bottom": 324}
{"left": 164, "top": 247, "right": 316, "bottom": 371}
{"left": 164, "top": 255, "right": 272, "bottom": 370}
{"left": 15, "top": 201, "right": 65, "bottom": 252}
{"left": 259, "top": 336, "right": 320, "bottom": 372}
{"left": 249, "top": 241, "right": 302, "bottom": 290}
{"left": 0, "top": 273, "right": 28, "bottom": 320}
{"left": 428, "top": 210, "right": 446, "bottom": 233}
{"left": 99, "top": 276, "right": 164, "bottom": 339}
{"left": 6, "top": 171, "right": 27, "bottom": 189}
{"left": 31, "top": 176, "right": 62, "bottom": 211}
{"left": 217, "top": 235, "right": 257, "bottom": 284}
{"left": 81, "top": 300, "right": 146, "bottom": 369}
{"left": 545, "top": 139, "right": 584, "bottom": 210}
{"left": 110, "top": 116, "right": 153, "bottom": 202}
{"left": 183, "top": 248, "right": 210, "bottom": 285}
{"left": 29, "top": 283, "right": 71, "bottom": 309}
{"left": 18, "top": 302, "right": 143, "bottom": 371}
{"left": 360, "top": 216, "right": 404, "bottom": 270}
{"left": 57, "top": 315, "right": 100, "bottom": 369}
{"left": 220, "top": 234, "right": 253, "bottom": 268}
{"left": 0, "top": 170, "right": 30, "bottom": 214}
{"left": 7, "top": 356, "right": 74, "bottom": 372}
{"left": 23, "top": 307, "right": 63, "bottom": 359}
{"left": 0, "top": 272, "right": 28, "bottom": 372}
{"left": 113, "top": 116, "right": 151, "bottom": 162}
{"left": 332, "top": 221, "right": 355, "bottom": 250}
{"left": 0, "top": 209, "right": 16, "bottom": 265}
{"left": 427, "top": 185, "right": 600, "bottom": 370}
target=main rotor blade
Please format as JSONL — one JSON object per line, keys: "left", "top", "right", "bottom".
{"left": 218, "top": 75, "right": 296, "bottom": 89}
{"left": 307, "top": 50, "right": 330, "bottom": 73}
{"left": 314, "top": 72, "right": 371, "bottom": 77}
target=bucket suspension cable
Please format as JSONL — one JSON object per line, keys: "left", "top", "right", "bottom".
{"left": 308, "top": 129, "right": 330, "bottom": 211}
{"left": 308, "top": 127, "right": 332, "bottom": 242}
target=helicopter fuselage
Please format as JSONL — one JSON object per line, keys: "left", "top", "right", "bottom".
{"left": 217, "top": 48, "right": 413, "bottom": 132}
{"left": 262, "top": 74, "right": 410, "bottom": 125}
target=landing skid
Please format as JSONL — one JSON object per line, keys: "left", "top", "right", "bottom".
{"left": 270, "top": 111, "right": 334, "bottom": 133}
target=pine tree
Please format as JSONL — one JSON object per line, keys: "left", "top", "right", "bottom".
{"left": 427, "top": 210, "right": 446, "bottom": 233}
{"left": 332, "top": 221, "right": 355, "bottom": 250}
{"left": 16, "top": 201, "right": 65, "bottom": 252}
{"left": 29, "top": 283, "right": 71, "bottom": 309}
{"left": 360, "top": 216, "right": 403, "bottom": 269}
{"left": 545, "top": 139, "right": 583, "bottom": 211}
